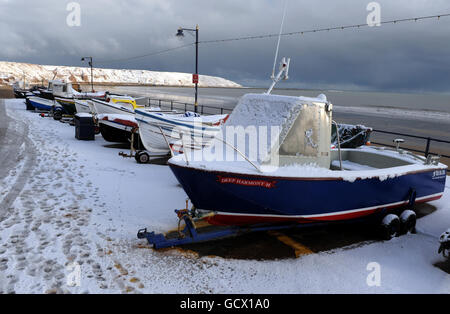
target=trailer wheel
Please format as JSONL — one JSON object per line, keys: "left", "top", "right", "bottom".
{"left": 53, "top": 110, "right": 63, "bottom": 121}
{"left": 381, "top": 214, "right": 400, "bottom": 240}
{"left": 136, "top": 151, "right": 150, "bottom": 164}
{"left": 400, "top": 210, "right": 416, "bottom": 234}
{"left": 135, "top": 151, "right": 142, "bottom": 162}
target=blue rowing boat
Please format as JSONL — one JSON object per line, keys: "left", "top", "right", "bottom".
{"left": 27, "top": 96, "right": 56, "bottom": 111}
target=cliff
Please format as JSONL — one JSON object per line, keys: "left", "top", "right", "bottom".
{"left": 0, "top": 61, "right": 241, "bottom": 88}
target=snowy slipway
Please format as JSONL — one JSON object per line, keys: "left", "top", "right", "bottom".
{"left": 0, "top": 99, "right": 449, "bottom": 294}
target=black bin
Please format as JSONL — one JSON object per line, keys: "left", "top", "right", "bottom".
{"left": 25, "top": 98, "right": 35, "bottom": 111}
{"left": 74, "top": 113, "right": 95, "bottom": 141}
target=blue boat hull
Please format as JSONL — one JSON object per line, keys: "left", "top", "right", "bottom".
{"left": 28, "top": 98, "right": 54, "bottom": 111}
{"left": 169, "top": 163, "right": 446, "bottom": 226}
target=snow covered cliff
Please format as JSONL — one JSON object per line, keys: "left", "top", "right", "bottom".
{"left": 0, "top": 61, "right": 241, "bottom": 88}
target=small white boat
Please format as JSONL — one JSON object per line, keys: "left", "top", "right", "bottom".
{"left": 91, "top": 96, "right": 139, "bottom": 116}
{"left": 40, "top": 80, "right": 63, "bottom": 100}
{"left": 135, "top": 109, "right": 229, "bottom": 155}
{"left": 52, "top": 81, "right": 105, "bottom": 99}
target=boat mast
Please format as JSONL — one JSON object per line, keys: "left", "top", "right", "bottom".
{"left": 266, "top": 58, "right": 290, "bottom": 95}
{"left": 266, "top": 0, "right": 290, "bottom": 95}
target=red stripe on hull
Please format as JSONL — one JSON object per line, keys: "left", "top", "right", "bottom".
{"left": 205, "top": 194, "right": 443, "bottom": 226}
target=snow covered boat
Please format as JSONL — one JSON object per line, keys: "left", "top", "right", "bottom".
{"left": 97, "top": 114, "right": 143, "bottom": 149}
{"left": 53, "top": 82, "right": 107, "bottom": 115}
{"left": 138, "top": 20, "right": 447, "bottom": 248}
{"left": 14, "top": 88, "right": 30, "bottom": 99}
{"left": 27, "top": 96, "right": 57, "bottom": 111}
{"left": 55, "top": 97, "right": 77, "bottom": 115}
{"left": 74, "top": 99, "right": 92, "bottom": 114}
{"left": 91, "top": 96, "right": 141, "bottom": 116}
{"left": 52, "top": 81, "right": 106, "bottom": 99}
{"left": 135, "top": 109, "right": 229, "bottom": 155}
{"left": 39, "top": 80, "right": 63, "bottom": 100}
{"left": 167, "top": 94, "right": 447, "bottom": 229}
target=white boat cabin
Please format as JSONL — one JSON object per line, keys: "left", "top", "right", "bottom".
{"left": 223, "top": 93, "right": 333, "bottom": 168}
{"left": 52, "top": 81, "right": 80, "bottom": 98}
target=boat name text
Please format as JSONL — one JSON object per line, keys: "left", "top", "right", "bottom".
{"left": 217, "top": 176, "right": 277, "bottom": 189}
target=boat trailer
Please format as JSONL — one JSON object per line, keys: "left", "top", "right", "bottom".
{"left": 118, "top": 128, "right": 139, "bottom": 159}
{"left": 119, "top": 128, "right": 170, "bottom": 163}
{"left": 137, "top": 208, "right": 320, "bottom": 249}
{"left": 138, "top": 190, "right": 419, "bottom": 249}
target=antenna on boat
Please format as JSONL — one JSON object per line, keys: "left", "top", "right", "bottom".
{"left": 266, "top": 0, "right": 290, "bottom": 95}
{"left": 52, "top": 69, "right": 58, "bottom": 81}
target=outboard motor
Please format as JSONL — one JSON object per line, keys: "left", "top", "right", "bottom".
{"left": 438, "top": 229, "right": 450, "bottom": 259}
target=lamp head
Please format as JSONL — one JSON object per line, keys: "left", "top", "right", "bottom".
{"left": 176, "top": 28, "right": 185, "bottom": 38}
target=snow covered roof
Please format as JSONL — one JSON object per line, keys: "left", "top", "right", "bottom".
{"left": 223, "top": 93, "right": 332, "bottom": 166}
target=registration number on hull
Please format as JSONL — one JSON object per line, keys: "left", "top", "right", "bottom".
{"left": 432, "top": 169, "right": 447, "bottom": 180}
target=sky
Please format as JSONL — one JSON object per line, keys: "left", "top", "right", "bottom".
{"left": 0, "top": 0, "right": 450, "bottom": 92}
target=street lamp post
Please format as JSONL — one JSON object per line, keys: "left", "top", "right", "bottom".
{"left": 81, "top": 57, "right": 94, "bottom": 92}
{"left": 176, "top": 25, "right": 199, "bottom": 113}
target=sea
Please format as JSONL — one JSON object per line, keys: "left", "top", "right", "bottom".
{"left": 95, "top": 85, "right": 450, "bottom": 166}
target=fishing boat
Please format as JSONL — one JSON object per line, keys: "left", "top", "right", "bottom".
{"left": 94, "top": 102, "right": 176, "bottom": 159}
{"left": 74, "top": 99, "right": 92, "bottom": 114}
{"left": 13, "top": 81, "right": 28, "bottom": 98}
{"left": 14, "top": 88, "right": 30, "bottom": 99}
{"left": 52, "top": 81, "right": 105, "bottom": 100}
{"left": 135, "top": 109, "right": 229, "bottom": 155}
{"left": 53, "top": 82, "right": 106, "bottom": 115}
{"left": 54, "top": 96, "right": 78, "bottom": 115}
{"left": 168, "top": 93, "right": 447, "bottom": 230}
{"left": 14, "top": 84, "right": 45, "bottom": 99}
{"left": 90, "top": 96, "right": 140, "bottom": 115}
{"left": 26, "top": 96, "right": 57, "bottom": 111}
{"left": 39, "top": 80, "right": 63, "bottom": 100}
{"left": 97, "top": 114, "right": 143, "bottom": 149}
{"left": 137, "top": 5, "right": 447, "bottom": 249}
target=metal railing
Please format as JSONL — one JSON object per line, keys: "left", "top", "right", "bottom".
{"left": 147, "top": 98, "right": 233, "bottom": 115}
{"left": 371, "top": 129, "right": 450, "bottom": 173}
{"left": 145, "top": 97, "right": 450, "bottom": 173}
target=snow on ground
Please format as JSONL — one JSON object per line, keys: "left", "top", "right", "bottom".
{"left": 0, "top": 98, "right": 449, "bottom": 294}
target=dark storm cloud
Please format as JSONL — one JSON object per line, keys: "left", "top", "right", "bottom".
{"left": 0, "top": 0, "right": 449, "bottom": 92}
